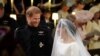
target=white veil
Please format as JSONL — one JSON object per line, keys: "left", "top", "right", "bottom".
{"left": 51, "top": 19, "right": 91, "bottom": 56}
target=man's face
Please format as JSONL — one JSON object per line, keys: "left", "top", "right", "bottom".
{"left": 0, "top": 8, "right": 4, "bottom": 18}
{"left": 26, "top": 14, "right": 41, "bottom": 27}
{"left": 78, "top": 4, "right": 85, "bottom": 9}
{"left": 94, "top": 12, "right": 100, "bottom": 19}
{"left": 44, "top": 12, "right": 51, "bottom": 19}
{"left": 62, "top": 6, "right": 69, "bottom": 12}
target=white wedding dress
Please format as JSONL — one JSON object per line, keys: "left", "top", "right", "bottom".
{"left": 53, "top": 38, "right": 80, "bottom": 56}
{"left": 51, "top": 19, "right": 91, "bottom": 56}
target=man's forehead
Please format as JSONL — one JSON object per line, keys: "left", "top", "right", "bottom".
{"left": 27, "top": 13, "right": 40, "bottom": 17}
{"left": 26, "top": 6, "right": 41, "bottom": 16}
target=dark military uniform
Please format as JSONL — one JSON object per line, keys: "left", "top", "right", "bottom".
{"left": 15, "top": 26, "right": 53, "bottom": 56}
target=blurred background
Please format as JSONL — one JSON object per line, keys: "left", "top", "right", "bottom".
{"left": 0, "top": 0, "right": 100, "bottom": 56}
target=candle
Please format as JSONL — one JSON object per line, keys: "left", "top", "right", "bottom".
{"left": 48, "top": 0, "right": 51, "bottom": 10}
{"left": 48, "top": 0, "right": 51, "bottom": 4}
{"left": 11, "top": 0, "right": 13, "bottom": 11}
{"left": 52, "top": 13, "right": 59, "bottom": 27}
{"left": 31, "top": 0, "right": 33, "bottom": 6}
{"left": 10, "top": 14, "right": 17, "bottom": 20}
{"left": 72, "top": 12, "right": 76, "bottom": 15}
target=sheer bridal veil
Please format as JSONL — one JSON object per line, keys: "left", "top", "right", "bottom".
{"left": 51, "top": 19, "right": 91, "bottom": 56}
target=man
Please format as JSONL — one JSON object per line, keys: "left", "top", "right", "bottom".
{"left": 41, "top": 10, "right": 54, "bottom": 34}
{"left": 15, "top": 6, "right": 53, "bottom": 56}
{"left": 0, "top": 2, "right": 17, "bottom": 56}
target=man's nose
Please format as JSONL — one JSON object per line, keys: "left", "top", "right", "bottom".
{"left": 32, "top": 19, "right": 37, "bottom": 22}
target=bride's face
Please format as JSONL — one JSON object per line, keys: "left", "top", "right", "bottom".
{"left": 60, "top": 27, "right": 74, "bottom": 43}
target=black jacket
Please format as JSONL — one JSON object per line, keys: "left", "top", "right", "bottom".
{"left": 15, "top": 26, "right": 53, "bottom": 56}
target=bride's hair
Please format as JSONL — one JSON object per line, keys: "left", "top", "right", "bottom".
{"left": 61, "top": 18, "right": 77, "bottom": 36}
{"left": 65, "top": 19, "right": 76, "bottom": 36}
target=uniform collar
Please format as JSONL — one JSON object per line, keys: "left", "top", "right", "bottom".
{"left": 26, "top": 25, "right": 39, "bottom": 31}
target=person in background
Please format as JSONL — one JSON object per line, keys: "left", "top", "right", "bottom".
{"left": 89, "top": 0, "right": 100, "bottom": 14}
{"left": 0, "top": 3, "right": 17, "bottom": 56}
{"left": 67, "top": 10, "right": 94, "bottom": 46}
{"left": 40, "top": 10, "right": 54, "bottom": 39}
{"left": 72, "top": 1, "right": 85, "bottom": 13}
{"left": 15, "top": 6, "right": 53, "bottom": 56}
{"left": 41, "top": 10, "right": 54, "bottom": 33}
{"left": 58, "top": 3, "right": 70, "bottom": 19}
{"left": 86, "top": 11, "right": 100, "bottom": 49}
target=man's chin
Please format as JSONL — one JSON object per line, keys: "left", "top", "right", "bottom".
{"left": 31, "top": 24, "right": 38, "bottom": 27}
{"left": 28, "top": 23, "right": 39, "bottom": 27}
{"left": 34, "top": 25, "right": 38, "bottom": 27}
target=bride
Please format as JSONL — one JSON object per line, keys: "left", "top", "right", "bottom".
{"left": 51, "top": 19, "right": 91, "bottom": 56}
